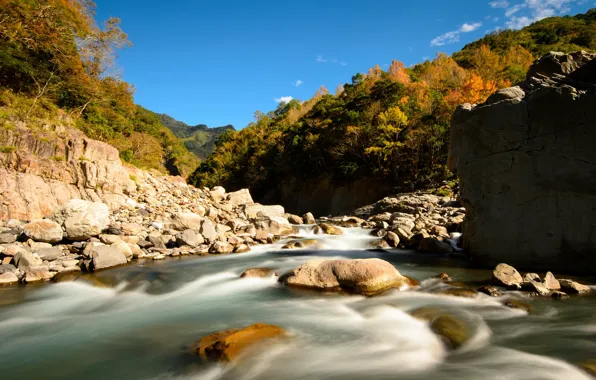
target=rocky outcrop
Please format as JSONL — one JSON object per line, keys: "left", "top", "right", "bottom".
{"left": 0, "top": 124, "right": 139, "bottom": 221}
{"left": 449, "top": 51, "right": 596, "bottom": 274}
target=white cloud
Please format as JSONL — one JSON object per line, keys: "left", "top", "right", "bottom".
{"left": 460, "top": 22, "right": 482, "bottom": 32}
{"left": 430, "top": 21, "right": 482, "bottom": 46}
{"left": 499, "top": 0, "right": 580, "bottom": 30}
{"left": 489, "top": 0, "right": 509, "bottom": 7}
{"left": 293, "top": 80, "right": 303, "bottom": 87}
{"left": 275, "top": 96, "right": 293, "bottom": 104}
{"left": 316, "top": 55, "right": 347, "bottom": 66}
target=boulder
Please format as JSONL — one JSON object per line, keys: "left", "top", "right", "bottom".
{"left": 210, "top": 241, "right": 234, "bottom": 254}
{"left": 88, "top": 245, "right": 127, "bottom": 271}
{"left": 523, "top": 273, "right": 541, "bottom": 282}
{"left": 523, "top": 280, "right": 552, "bottom": 296}
{"left": 14, "top": 251, "right": 42, "bottom": 270}
{"left": 384, "top": 231, "right": 400, "bottom": 247}
{"left": 477, "top": 285, "right": 503, "bottom": 297}
{"left": 319, "top": 223, "right": 343, "bottom": 235}
{"left": 120, "top": 222, "right": 142, "bottom": 236}
{"left": 418, "top": 237, "right": 453, "bottom": 254}
{"left": 492, "top": 263, "right": 523, "bottom": 289}
{"left": 0, "top": 232, "right": 16, "bottom": 244}
{"left": 234, "top": 244, "right": 251, "bottom": 253}
{"left": 302, "top": 212, "right": 316, "bottom": 224}
{"left": 0, "top": 272, "right": 19, "bottom": 285}
{"left": 194, "top": 323, "right": 287, "bottom": 362}
{"left": 240, "top": 268, "right": 278, "bottom": 278}
{"left": 243, "top": 204, "right": 285, "bottom": 219}
{"left": 171, "top": 212, "right": 203, "bottom": 231}
{"left": 559, "top": 279, "right": 591, "bottom": 294}
{"left": 254, "top": 217, "right": 294, "bottom": 237}
{"left": 35, "top": 247, "right": 63, "bottom": 261}
{"left": 448, "top": 51, "right": 596, "bottom": 275}
{"left": 410, "top": 308, "right": 470, "bottom": 350}
{"left": 544, "top": 271, "right": 561, "bottom": 291}
{"left": 226, "top": 188, "right": 254, "bottom": 205}
{"left": 210, "top": 186, "right": 226, "bottom": 201}
{"left": 111, "top": 240, "right": 133, "bottom": 260}
{"left": 176, "top": 229, "right": 204, "bottom": 247}
{"left": 199, "top": 219, "right": 217, "bottom": 242}
{"left": 53, "top": 200, "right": 109, "bottom": 241}
{"left": 279, "top": 258, "right": 415, "bottom": 295}
{"left": 24, "top": 266, "right": 54, "bottom": 283}
{"left": 287, "top": 214, "right": 304, "bottom": 225}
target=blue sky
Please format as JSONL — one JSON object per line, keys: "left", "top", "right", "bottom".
{"left": 95, "top": 0, "right": 593, "bottom": 129}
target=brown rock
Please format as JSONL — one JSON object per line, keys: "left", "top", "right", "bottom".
{"left": 418, "top": 237, "right": 454, "bottom": 254}
{"left": 234, "top": 244, "right": 251, "bottom": 253}
{"left": 544, "top": 271, "right": 561, "bottom": 291}
{"left": 492, "top": 263, "right": 523, "bottom": 289}
{"left": 559, "top": 279, "right": 591, "bottom": 294}
{"left": 194, "top": 323, "right": 287, "bottom": 362}
{"left": 319, "top": 223, "right": 343, "bottom": 235}
{"left": 433, "top": 272, "right": 452, "bottom": 282}
{"left": 22, "top": 219, "right": 63, "bottom": 243}
{"left": 287, "top": 214, "right": 304, "bottom": 225}
{"left": 240, "top": 268, "right": 279, "bottom": 278}
{"left": 438, "top": 288, "right": 478, "bottom": 298}
{"left": 477, "top": 285, "right": 503, "bottom": 297}
{"left": 279, "top": 258, "right": 415, "bottom": 296}
{"left": 503, "top": 299, "right": 532, "bottom": 312}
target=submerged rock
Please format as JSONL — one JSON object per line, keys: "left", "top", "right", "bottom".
{"left": 194, "top": 323, "right": 287, "bottom": 362}
{"left": 438, "top": 288, "right": 478, "bottom": 298}
{"left": 410, "top": 308, "right": 470, "bottom": 350}
{"left": 477, "top": 285, "right": 503, "bottom": 297}
{"left": 279, "top": 258, "right": 415, "bottom": 296}
{"left": 240, "top": 268, "right": 279, "bottom": 278}
{"left": 492, "top": 263, "right": 523, "bottom": 289}
{"left": 503, "top": 299, "right": 532, "bottom": 313}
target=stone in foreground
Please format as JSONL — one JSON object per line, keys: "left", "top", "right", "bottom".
{"left": 88, "top": 245, "right": 127, "bottom": 271}
{"left": 53, "top": 199, "right": 110, "bottom": 241}
{"left": 279, "top": 258, "right": 415, "bottom": 295}
{"left": 194, "top": 323, "right": 286, "bottom": 362}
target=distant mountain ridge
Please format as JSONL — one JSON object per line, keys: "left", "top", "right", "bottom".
{"left": 158, "top": 114, "right": 235, "bottom": 159}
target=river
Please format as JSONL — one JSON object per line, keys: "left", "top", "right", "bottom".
{"left": 0, "top": 228, "right": 594, "bottom": 379}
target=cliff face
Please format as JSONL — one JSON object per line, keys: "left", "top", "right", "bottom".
{"left": 448, "top": 51, "right": 596, "bottom": 274}
{"left": 0, "top": 123, "right": 150, "bottom": 221}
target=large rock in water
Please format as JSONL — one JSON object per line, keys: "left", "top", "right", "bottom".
{"left": 52, "top": 199, "right": 110, "bottom": 241}
{"left": 194, "top": 323, "right": 287, "bottom": 362}
{"left": 279, "top": 258, "right": 416, "bottom": 295}
{"left": 448, "top": 51, "right": 596, "bottom": 274}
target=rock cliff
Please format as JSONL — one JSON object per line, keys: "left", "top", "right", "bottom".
{"left": 448, "top": 51, "right": 596, "bottom": 274}
{"left": 0, "top": 123, "right": 143, "bottom": 220}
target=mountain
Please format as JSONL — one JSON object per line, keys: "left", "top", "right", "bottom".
{"left": 188, "top": 9, "right": 596, "bottom": 215}
{"left": 158, "top": 114, "right": 235, "bottom": 160}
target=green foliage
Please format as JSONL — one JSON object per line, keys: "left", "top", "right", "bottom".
{"left": 158, "top": 113, "right": 236, "bottom": 159}
{"left": 0, "top": 146, "right": 17, "bottom": 153}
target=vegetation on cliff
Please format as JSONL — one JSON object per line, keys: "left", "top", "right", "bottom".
{"left": 0, "top": 0, "right": 198, "bottom": 176}
{"left": 189, "top": 10, "right": 596, "bottom": 198}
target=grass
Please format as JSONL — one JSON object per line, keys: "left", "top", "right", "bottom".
{"left": 0, "top": 146, "right": 17, "bottom": 154}
{"left": 52, "top": 155, "right": 65, "bottom": 162}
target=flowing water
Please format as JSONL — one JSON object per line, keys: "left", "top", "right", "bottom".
{"left": 1, "top": 227, "right": 595, "bottom": 380}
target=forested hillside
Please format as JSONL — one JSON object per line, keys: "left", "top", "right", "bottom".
{"left": 0, "top": 0, "right": 198, "bottom": 176}
{"left": 158, "top": 114, "right": 235, "bottom": 159}
{"left": 189, "top": 9, "right": 596, "bottom": 212}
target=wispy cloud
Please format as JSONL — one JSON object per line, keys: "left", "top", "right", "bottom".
{"left": 494, "top": 0, "right": 580, "bottom": 30}
{"left": 293, "top": 80, "right": 303, "bottom": 87}
{"left": 489, "top": 0, "right": 510, "bottom": 8}
{"left": 316, "top": 55, "right": 348, "bottom": 66}
{"left": 430, "top": 21, "right": 483, "bottom": 46}
{"left": 275, "top": 96, "right": 293, "bottom": 104}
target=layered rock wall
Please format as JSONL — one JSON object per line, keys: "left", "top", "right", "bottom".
{"left": 448, "top": 51, "right": 596, "bottom": 274}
